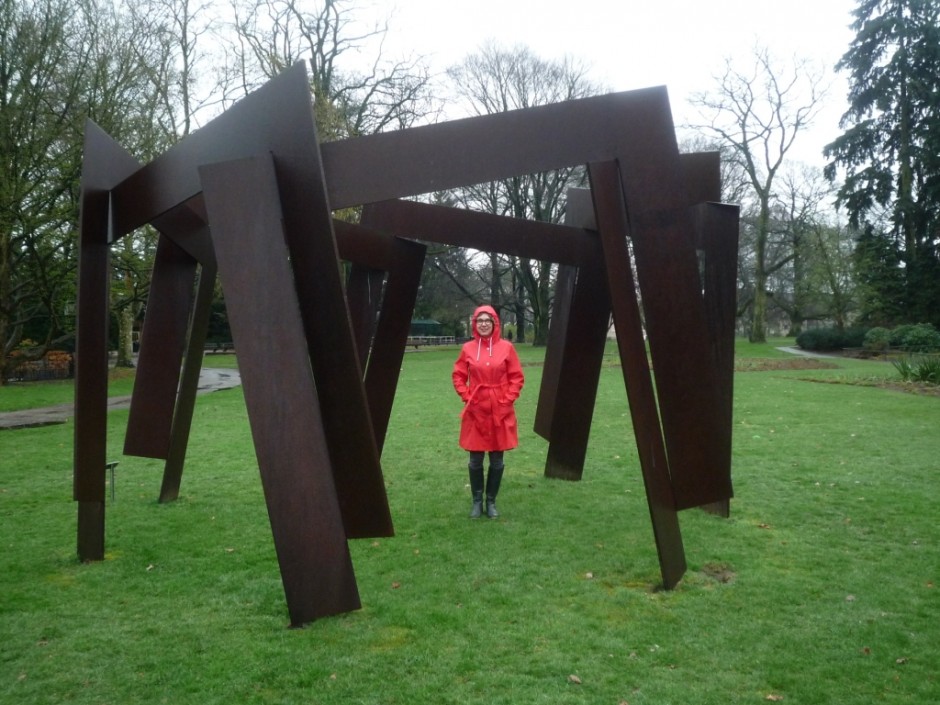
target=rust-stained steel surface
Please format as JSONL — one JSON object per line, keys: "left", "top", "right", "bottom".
{"left": 74, "top": 123, "right": 143, "bottom": 561}
{"left": 123, "top": 234, "right": 197, "bottom": 460}
{"left": 536, "top": 189, "right": 611, "bottom": 480}
{"left": 588, "top": 160, "right": 687, "bottom": 587}
{"left": 75, "top": 60, "right": 738, "bottom": 623}
{"left": 200, "top": 154, "right": 360, "bottom": 623}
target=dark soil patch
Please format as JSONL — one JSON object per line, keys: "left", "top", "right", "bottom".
{"left": 700, "top": 562, "right": 736, "bottom": 584}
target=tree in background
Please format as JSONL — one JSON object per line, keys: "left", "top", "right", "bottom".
{"left": 229, "top": 0, "right": 435, "bottom": 140}
{"left": 445, "top": 43, "right": 602, "bottom": 344}
{"left": 766, "top": 165, "right": 859, "bottom": 334}
{"left": 689, "top": 46, "right": 826, "bottom": 342}
{"left": 824, "top": 0, "right": 940, "bottom": 328}
{"left": 0, "top": 0, "right": 169, "bottom": 382}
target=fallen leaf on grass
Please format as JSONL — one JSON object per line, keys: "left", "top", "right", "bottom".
{"left": 765, "top": 695, "right": 784, "bottom": 702}
{"left": 391, "top": 581, "right": 401, "bottom": 589}
{"left": 567, "top": 674, "right": 582, "bottom": 685}
{"left": 896, "top": 657, "right": 908, "bottom": 665}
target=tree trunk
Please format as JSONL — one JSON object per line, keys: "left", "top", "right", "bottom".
{"left": 532, "top": 261, "right": 552, "bottom": 346}
{"left": 750, "top": 282, "right": 767, "bottom": 343}
{"left": 750, "top": 208, "right": 769, "bottom": 343}
{"left": 115, "top": 305, "right": 135, "bottom": 367}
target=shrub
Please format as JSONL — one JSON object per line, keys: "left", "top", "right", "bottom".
{"left": 796, "top": 326, "right": 869, "bottom": 352}
{"left": 889, "top": 324, "right": 915, "bottom": 346}
{"left": 863, "top": 327, "right": 892, "bottom": 352}
{"left": 898, "top": 323, "right": 940, "bottom": 353}
{"left": 841, "top": 326, "right": 869, "bottom": 348}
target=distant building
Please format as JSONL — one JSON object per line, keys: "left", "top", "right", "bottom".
{"left": 410, "top": 319, "right": 442, "bottom": 336}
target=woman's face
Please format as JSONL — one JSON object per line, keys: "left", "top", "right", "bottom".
{"left": 475, "top": 314, "right": 494, "bottom": 337}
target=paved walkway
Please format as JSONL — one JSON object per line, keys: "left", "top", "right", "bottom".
{"left": 776, "top": 346, "right": 841, "bottom": 358}
{"left": 0, "top": 368, "right": 241, "bottom": 431}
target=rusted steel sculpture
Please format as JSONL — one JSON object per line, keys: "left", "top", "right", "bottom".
{"left": 74, "top": 62, "right": 738, "bottom": 625}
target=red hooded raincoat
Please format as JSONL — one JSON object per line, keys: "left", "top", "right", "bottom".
{"left": 452, "top": 306, "right": 524, "bottom": 451}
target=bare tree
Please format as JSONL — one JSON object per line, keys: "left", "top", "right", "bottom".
{"left": 688, "top": 46, "right": 826, "bottom": 342}
{"left": 228, "top": 0, "right": 435, "bottom": 140}
{"left": 770, "top": 165, "right": 838, "bottom": 334}
{"left": 445, "top": 43, "right": 602, "bottom": 344}
{"left": 129, "top": 0, "right": 224, "bottom": 139}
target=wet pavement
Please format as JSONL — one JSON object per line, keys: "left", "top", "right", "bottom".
{"left": 0, "top": 368, "right": 241, "bottom": 431}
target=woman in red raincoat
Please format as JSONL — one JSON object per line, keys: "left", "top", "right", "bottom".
{"left": 452, "top": 305, "right": 524, "bottom": 518}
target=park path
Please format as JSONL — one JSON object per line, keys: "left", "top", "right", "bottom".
{"left": 0, "top": 368, "right": 241, "bottom": 431}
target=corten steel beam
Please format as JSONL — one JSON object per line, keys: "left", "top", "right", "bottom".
{"left": 534, "top": 263, "right": 575, "bottom": 441}
{"left": 588, "top": 160, "right": 686, "bottom": 589}
{"left": 362, "top": 198, "right": 597, "bottom": 267}
{"left": 533, "top": 186, "right": 599, "bottom": 441}
{"left": 199, "top": 153, "right": 360, "bottom": 624}
{"left": 361, "top": 243, "right": 426, "bottom": 452}
{"left": 615, "top": 169, "right": 730, "bottom": 509}
{"left": 694, "top": 202, "right": 739, "bottom": 516}
{"left": 320, "top": 88, "right": 679, "bottom": 210}
{"left": 124, "top": 234, "right": 198, "bottom": 459}
{"left": 122, "top": 205, "right": 218, "bottom": 500}
{"left": 680, "top": 151, "right": 723, "bottom": 204}
{"left": 74, "top": 123, "right": 144, "bottom": 561}
{"left": 356, "top": 248, "right": 426, "bottom": 453}
{"left": 537, "top": 188, "right": 612, "bottom": 479}
{"left": 159, "top": 259, "right": 217, "bottom": 503}
{"left": 541, "top": 258, "right": 612, "bottom": 480}
{"left": 334, "top": 218, "right": 428, "bottom": 453}
{"left": 108, "top": 62, "right": 390, "bottom": 541}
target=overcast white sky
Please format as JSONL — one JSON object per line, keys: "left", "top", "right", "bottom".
{"left": 373, "top": 0, "right": 858, "bottom": 168}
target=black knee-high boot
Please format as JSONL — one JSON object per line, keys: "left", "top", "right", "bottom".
{"left": 485, "top": 464, "right": 504, "bottom": 518}
{"left": 468, "top": 464, "right": 484, "bottom": 518}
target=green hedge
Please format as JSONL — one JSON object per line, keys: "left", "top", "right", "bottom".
{"left": 796, "top": 326, "right": 869, "bottom": 351}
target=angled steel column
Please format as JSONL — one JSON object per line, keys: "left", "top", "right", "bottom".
{"left": 160, "top": 258, "right": 217, "bottom": 503}
{"left": 334, "top": 218, "right": 428, "bottom": 455}
{"left": 534, "top": 263, "right": 574, "bottom": 441}
{"left": 74, "top": 123, "right": 143, "bottom": 561}
{"left": 124, "top": 233, "right": 197, "bottom": 460}
{"left": 588, "top": 160, "right": 686, "bottom": 589}
{"left": 200, "top": 153, "right": 360, "bottom": 624}
{"left": 695, "top": 201, "right": 740, "bottom": 516}
{"left": 539, "top": 189, "right": 611, "bottom": 480}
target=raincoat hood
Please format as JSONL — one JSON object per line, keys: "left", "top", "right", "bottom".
{"left": 470, "top": 305, "right": 501, "bottom": 342}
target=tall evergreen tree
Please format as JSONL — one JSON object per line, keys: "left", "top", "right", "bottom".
{"left": 824, "top": 0, "right": 940, "bottom": 327}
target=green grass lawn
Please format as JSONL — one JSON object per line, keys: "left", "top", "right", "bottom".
{"left": 1, "top": 341, "right": 937, "bottom": 704}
